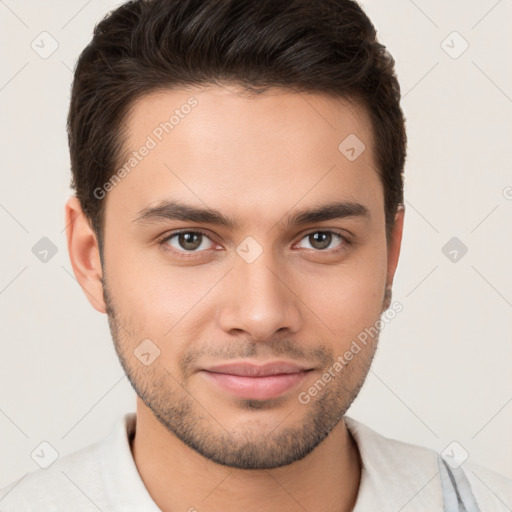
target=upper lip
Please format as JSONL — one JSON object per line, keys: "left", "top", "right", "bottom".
{"left": 202, "top": 361, "right": 312, "bottom": 377}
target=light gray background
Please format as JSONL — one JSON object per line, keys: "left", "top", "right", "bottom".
{"left": 1, "top": 0, "right": 511, "bottom": 488}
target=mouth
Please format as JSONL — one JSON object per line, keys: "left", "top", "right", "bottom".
{"left": 200, "top": 361, "right": 314, "bottom": 401}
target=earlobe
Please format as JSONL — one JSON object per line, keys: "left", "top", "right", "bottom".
{"left": 64, "top": 196, "right": 106, "bottom": 314}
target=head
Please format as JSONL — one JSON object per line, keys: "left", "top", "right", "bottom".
{"left": 66, "top": 0, "right": 406, "bottom": 470}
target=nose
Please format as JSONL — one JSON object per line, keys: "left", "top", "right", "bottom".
{"left": 217, "top": 250, "right": 304, "bottom": 342}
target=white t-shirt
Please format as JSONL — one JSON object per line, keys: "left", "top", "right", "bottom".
{"left": 1, "top": 412, "right": 510, "bottom": 511}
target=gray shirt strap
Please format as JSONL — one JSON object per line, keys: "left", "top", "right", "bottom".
{"left": 438, "top": 454, "right": 481, "bottom": 512}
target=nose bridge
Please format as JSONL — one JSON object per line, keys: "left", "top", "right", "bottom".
{"left": 218, "top": 242, "right": 302, "bottom": 340}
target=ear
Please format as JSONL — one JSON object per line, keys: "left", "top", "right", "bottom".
{"left": 65, "top": 196, "right": 106, "bottom": 314}
{"left": 382, "top": 205, "right": 405, "bottom": 310}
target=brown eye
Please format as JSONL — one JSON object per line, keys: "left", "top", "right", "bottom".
{"left": 177, "top": 232, "right": 203, "bottom": 251}
{"left": 161, "top": 230, "right": 215, "bottom": 253}
{"left": 309, "top": 232, "right": 332, "bottom": 250}
{"left": 296, "top": 231, "right": 347, "bottom": 252}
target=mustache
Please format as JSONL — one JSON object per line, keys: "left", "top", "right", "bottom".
{"left": 178, "top": 336, "right": 335, "bottom": 377}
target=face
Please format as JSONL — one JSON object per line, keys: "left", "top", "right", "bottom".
{"left": 91, "top": 84, "right": 402, "bottom": 469}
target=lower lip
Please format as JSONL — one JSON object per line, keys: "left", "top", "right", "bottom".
{"left": 200, "top": 370, "right": 311, "bottom": 400}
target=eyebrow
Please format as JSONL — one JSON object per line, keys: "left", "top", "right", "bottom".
{"left": 133, "top": 199, "right": 370, "bottom": 229}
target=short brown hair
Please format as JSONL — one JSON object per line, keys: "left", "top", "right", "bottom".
{"left": 67, "top": 0, "right": 406, "bottom": 249}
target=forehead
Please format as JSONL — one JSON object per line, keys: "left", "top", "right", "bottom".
{"left": 105, "top": 84, "right": 382, "bottom": 227}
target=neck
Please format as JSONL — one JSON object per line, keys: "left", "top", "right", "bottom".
{"left": 131, "top": 399, "right": 361, "bottom": 512}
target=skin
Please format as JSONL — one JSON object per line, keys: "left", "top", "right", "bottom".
{"left": 65, "top": 84, "right": 404, "bottom": 512}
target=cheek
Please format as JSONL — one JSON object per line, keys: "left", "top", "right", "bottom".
{"left": 106, "top": 247, "right": 221, "bottom": 340}
{"left": 301, "top": 244, "right": 388, "bottom": 339}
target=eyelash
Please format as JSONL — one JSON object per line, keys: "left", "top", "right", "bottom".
{"left": 156, "top": 229, "right": 352, "bottom": 257}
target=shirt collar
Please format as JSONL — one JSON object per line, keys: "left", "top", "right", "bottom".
{"left": 102, "top": 412, "right": 444, "bottom": 511}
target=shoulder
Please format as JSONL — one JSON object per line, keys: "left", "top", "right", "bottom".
{"left": 463, "top": 459, "right": 512, "bottom": 511}
{"left": 345, "top": 416, "right": 512, "bottom": 511}
{"left": 0, "top": 440, "right": 105, "bottom": 511}
{"left": 0, "top": 412, "right": 137, "bottom": 512}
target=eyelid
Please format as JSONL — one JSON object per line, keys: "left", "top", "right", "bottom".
{"left": 297, "top": 227, "right": 351, "bottom": 240}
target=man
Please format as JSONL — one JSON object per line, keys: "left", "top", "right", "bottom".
{"left": 1, "top": 0, "right": 510, "bottom": 510}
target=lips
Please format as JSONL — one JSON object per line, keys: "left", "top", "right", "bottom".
{"left": 200, "top": 361, "right": 313, "bottom": 400}
{"left": 204, "top": 361, "right": 311, "bottom": 377}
